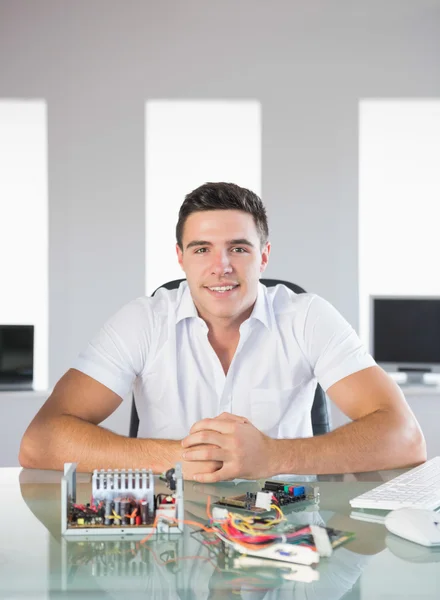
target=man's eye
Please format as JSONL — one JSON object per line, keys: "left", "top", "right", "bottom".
{"left": 231, "top": 247, "right": 247, "bottom": 253}
{"left": 195, "top": 248, "right": 208, "bottom": 254}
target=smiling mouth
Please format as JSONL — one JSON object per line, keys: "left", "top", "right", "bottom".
{"left": 204, "top": 284, "right": 240, "bottom": 295}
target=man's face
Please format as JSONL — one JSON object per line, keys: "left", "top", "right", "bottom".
{"left": 176, "top": 210, "right": 270, "bottom": 324}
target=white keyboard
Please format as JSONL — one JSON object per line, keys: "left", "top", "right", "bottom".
{"left": 349, "top": 456, "right": 440, "bottom": 511}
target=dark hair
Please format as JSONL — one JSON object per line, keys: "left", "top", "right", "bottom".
{"left": 176, "top": 182, "right": 269, "bottom": 250}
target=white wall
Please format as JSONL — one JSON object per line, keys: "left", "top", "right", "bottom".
{"left": 0, "top": 0, "right": 439, "bottom": 439}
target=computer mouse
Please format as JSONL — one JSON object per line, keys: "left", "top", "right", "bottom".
{"left": 385, "top": 508, "right": 440, "bottom": 547}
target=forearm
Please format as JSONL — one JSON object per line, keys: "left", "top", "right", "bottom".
{"left": 270, "top": 409, "right": 426, "bottom": 475}
{"left": 19, "top": 414, "right": 181, "bottom": 473}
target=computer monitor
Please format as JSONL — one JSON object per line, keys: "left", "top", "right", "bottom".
{"left": 0, "top": 325, "right": 34, "bottom": 390}
{"left": 370, "top": 296, "right": 440, "bottom": 385}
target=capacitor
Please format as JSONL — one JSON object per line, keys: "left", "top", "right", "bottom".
{"left": 120, "top": 499, "right": 128, "bottom": 525}
{"left": 104, "top": 500, "right": 112, "bottom": 526}
{"left": 140, "top": 499, "right": 148, "bottom": 524}
{"left": 114, "top": 497, "right": 121, "bottom": 525}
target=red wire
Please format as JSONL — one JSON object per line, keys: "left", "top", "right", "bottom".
{"left": 206, "top": 495, "right": 212, "bottom": 520}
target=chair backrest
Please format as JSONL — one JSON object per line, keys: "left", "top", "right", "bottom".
{"left": 129, "top": 278, "right": 332, "bottom": 438}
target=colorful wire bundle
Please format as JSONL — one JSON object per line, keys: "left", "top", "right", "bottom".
{"left": 137, "top": 494, "right": 319, "bottom": 555}
{"left": 203, "top": 497, "right": 318, "bottom": 552}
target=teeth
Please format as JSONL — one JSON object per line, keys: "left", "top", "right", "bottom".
{"left": 209, "top": 285, "right": 236, "bottom": 292}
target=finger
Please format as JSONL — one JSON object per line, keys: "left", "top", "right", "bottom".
{"left": 182, "top": 430, "right": 225, "bottom": 449}
{"left": 215, "top": 412, "right": 250, "bottom": 424}
{"left": 182, "top": 462, "right": 222, "bottom": 482}
{"left": 193, "top": 466, "right": 236, "bottom": 483}
{"left": 183, "top": 442, "right": 221, "bottom": 450}
{"left": 189, "top": 418, "right": 238, "bottom": 436}
{"left": 182, "top": 447, "right": 225, "bottom": 462}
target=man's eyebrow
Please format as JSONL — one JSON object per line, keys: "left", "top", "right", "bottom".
{"left": 228, "top": 238, "right": 255, "bottom": 247}
{"left": 185, "top": 240, "right": 213, "bottom": 249}
{"left": 185, "top": 238, "right": 255, "bottom": 250}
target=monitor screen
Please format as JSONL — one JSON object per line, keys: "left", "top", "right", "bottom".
{"left": 372, "top": 297, "right": 440, "bottom": 366}
{"left": 0, "top": 325, "right": 34, "bottom": 384}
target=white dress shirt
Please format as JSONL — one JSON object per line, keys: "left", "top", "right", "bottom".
{"left": 74, "top": 282, "right": 375, "bottom": 440}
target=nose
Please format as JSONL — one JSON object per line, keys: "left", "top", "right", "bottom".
{"left": 211, "top": 249, "right": 233, "bottom": 276}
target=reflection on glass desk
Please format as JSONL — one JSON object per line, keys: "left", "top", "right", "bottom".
{"left": 61, "top": 533, "right": 186, "bottom": 595}
{"left": 0, "top": 467, "right": 439, "bottom": 599}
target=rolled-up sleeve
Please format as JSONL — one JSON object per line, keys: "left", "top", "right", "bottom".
{"left": 73, "top": 298, "right": 153, "bottom": 399}
{"left": 302, "top": 295, "right": 376, "bottom": 392}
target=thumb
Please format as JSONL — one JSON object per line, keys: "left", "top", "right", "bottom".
{"left": 215, "top": 411, "right": 250, "bottom": 424}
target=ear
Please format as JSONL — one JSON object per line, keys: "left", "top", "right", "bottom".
{"left": 260, "top": 241, "right": 271, "bottom": 273}
{"left": 176, "top": 243, "right": 185, "bottom": 271}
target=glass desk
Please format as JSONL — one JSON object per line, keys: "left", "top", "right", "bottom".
{"left": 1, "top": 467, "right": 439, "bottom": 599}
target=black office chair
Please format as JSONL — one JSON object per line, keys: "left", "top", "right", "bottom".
{"left": 129, "top": 278, "right": 332, "bottom": 438}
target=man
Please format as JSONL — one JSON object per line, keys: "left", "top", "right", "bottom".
{"left": 19, "top": 182, "right": 426, "bottom": 481}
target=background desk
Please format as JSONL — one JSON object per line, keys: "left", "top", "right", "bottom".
{"left": 1, "top": 467, "right": 439, "bottom": 599}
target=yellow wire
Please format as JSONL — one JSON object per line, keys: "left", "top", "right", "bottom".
{"left": 104, "top": 509, "right": 122, "bottom": 522}
{"left": 226, "top": 504, "right": 286, "bottom": 537}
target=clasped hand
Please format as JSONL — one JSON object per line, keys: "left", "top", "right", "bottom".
{"left": 181, "top": 412, "right": 275, "bottom": 482}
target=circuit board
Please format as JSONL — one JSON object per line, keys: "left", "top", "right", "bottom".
{"left": 214, "top": 480, "right": 319, "bottom": 515}
{"left": 287, "top": 525, "right": 355, "bottom": 550}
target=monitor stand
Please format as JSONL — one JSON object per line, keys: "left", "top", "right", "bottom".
{"left": 398, "top": 369, "right": 438, "bottom": 387}
{"left": 406, "top": 372, "right": 428, "bottom": 386}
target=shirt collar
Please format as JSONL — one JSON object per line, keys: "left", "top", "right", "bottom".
{"left": 176, "top": 282, "right": 199, "bottom": 323}
{"left": 249, "top": 282, "right": 272, "bottom": 330}
{"left": 176, "top": 281, "right": 272, "bottom": 330}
